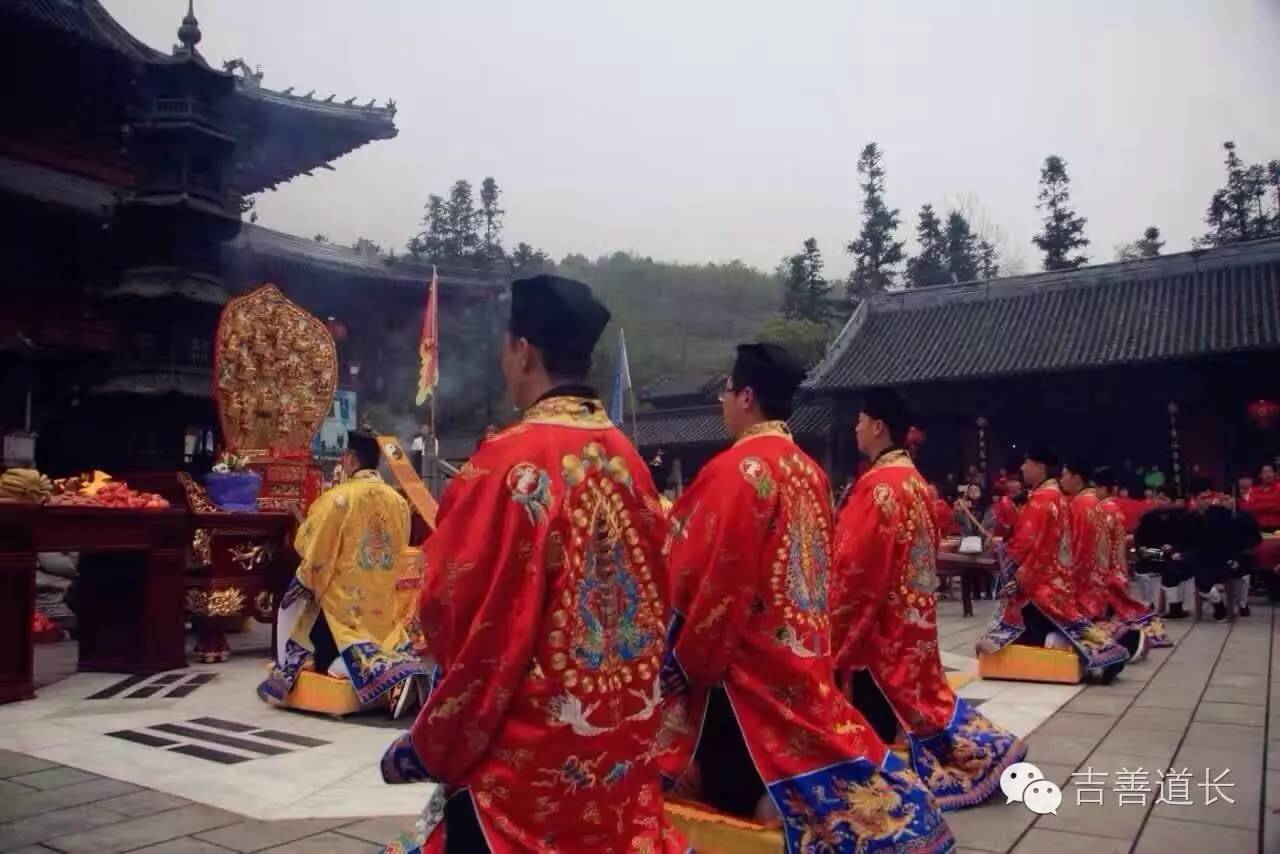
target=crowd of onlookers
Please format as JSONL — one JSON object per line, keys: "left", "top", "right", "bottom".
{"left": 918, "top": 458, "right": 1280, "bottom": 608}
{"left": 927, "top": 459, "right": 1280, "bottom": 534}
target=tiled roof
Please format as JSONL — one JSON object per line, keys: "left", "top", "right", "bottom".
{"left": 638, "top": 375, "right": 720, "bottom": 403}
{"left": 94, "top": 370, "right": 211, "bottom": 399}
{"left": 636, "top": 403, "right": 830, "bottom": 449}
{"left": 0, "top": 156, "right": 118, "bottom": 214}
{"left": 0, "top": 158, "right": 503, "bottom": 294}
{"left": 9, "top": 1, "right": 399, "bottom": 194}
{"left": 230, "top": 86, "right": 398, "bottom": 194}
{"left": 225, "top": 224, "right": 507, "bottom": 293}
{"left": 8, "top": 0, "right": 158, "bottom": 61}
{"left": 808, "top": 238, "right": 1280, "bottom": 391}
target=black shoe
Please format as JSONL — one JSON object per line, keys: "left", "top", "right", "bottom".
{"left": 1213, "top": 601, "right": 1228, "bottom": 622}
{"left": 1100, "top": 660, "right": 1126, "bottom": 684}
{"left": 1164, "top": 603, "right": 1188, "bottom": 620}
{"left": 1119, "top": 629, "right": 1144, "bottom": 661}
{"left": 1239, "top": 604, "right": 1251, "bottom": 618}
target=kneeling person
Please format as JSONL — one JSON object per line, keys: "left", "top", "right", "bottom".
{"left": 659, "top": 346, "right": 954, "bottom": 852}
{"left": 978, "top": 446, "right": 1132, "bottom": 680}
{"left": 380, "top": 276, "right": 684, "bottom": 853}
{"left": 259, "top": 430, "right": 423, "bottom": 717}
{"left": 832, "top": 388, "right": 1027, "bottom": 810}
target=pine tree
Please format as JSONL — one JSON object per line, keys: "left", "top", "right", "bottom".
{"left": 1031, "top": 155, "right": 1090, "bottom": 271}
{"left": 479, "top": 177, "right": 506, "bottom": 264}
{"left": 1198, "top": 142, "right": 1276, "bottom": 246}
{"left": 977, "top": 239, "right": 999, "bottom": 279}
{"left": 407, "top": 194, "right": 448, "bottom": 258}
{"left": 511, "top": 242, "right": 553, "bottom": 276}
{"left": 846, "top": 143, "right": 905, "bottom": 298}
{"left": 905, "top": 204, "right": 949, "bottom": 287}
{"left": 944, "top": 211, "right": 980, "bottom": 283}
{"left": 1116, "top": 226, "right": 1164, "bottom": 261}
{"left": 443, "top": 180, "right": 480, "bottom": 258}
{"left": 780, "top": 238, "right": 832, "bottom": 321}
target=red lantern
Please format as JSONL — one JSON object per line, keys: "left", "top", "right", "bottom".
{"left": 1248, "top": 399, "right": 1279, "bottom": 429}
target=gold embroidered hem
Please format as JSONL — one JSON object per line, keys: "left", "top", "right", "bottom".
{"left": 735, "top": 421, "right": 793, "bottom": 445}
{"left": 522, "top": 395, "right": 613, "bottom": 429}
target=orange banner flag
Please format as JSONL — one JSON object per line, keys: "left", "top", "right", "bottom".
{"left": 415, "top": 267, "right": 439, "bottom": 406}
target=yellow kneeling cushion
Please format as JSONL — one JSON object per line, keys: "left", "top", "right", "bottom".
{"left": 282, "top": 666, "right": 362, "bottom": 716}
{"left": 978, "top": 644, "right": 1083, "bottom": 684}
{"left": 663, "top": 799, "right": 782, "bottom": 854}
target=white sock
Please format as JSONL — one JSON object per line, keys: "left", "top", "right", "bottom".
{"left": 1162, "top": 585, "right": 1183, "bottom": 605}
{"left": 1044, "top": 632, "right": 1072, "bottom": 651}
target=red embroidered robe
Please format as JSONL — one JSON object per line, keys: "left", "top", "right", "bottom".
{"left": 1068, "top": 489, "right": 1110, "bottom": 620}
{"left": 1098, "top": 496, "right": 1164, "bottom": 641}
{"left": 659, "top": 424, "right": 952, "bottom": 853}
{"left": 382, "top": 395, "right": 685, "bottom": 853}
{"left": 992, "top": 495, "right": 1019, "bottom": 540}
{"left": 1243, "top": 482, "right": 1280, "bottom": 530}
{"left": 832, "top": 450, "right": 1026, "bottom": 810}
{"left": 981, "top": 480, "right": 1129, "bottom": 670}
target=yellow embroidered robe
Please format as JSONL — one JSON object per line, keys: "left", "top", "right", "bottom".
{"left": 258, "top": 471, "right": 424, "bottom": 705}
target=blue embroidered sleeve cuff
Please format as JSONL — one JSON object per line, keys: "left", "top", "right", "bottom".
{"left": 380, "top": 732, "right": 433, "bottom": 784}
{"left": 658, "top": 611, "right": 690, "bottom": 697}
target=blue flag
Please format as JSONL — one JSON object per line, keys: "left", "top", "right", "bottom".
{"left": 609, "top": 329, "right": 632, "bottom": 426}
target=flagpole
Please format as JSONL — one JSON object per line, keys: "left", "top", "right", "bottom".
{"left": 427, "top": 268, "right": 440, "bottom": 493}
{"left": 628, "top": 382, "right": 640, "bottom": 447}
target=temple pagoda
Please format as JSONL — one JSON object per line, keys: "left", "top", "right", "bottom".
{"left": 0, "top": 1, "right": 506, "bottom": 474}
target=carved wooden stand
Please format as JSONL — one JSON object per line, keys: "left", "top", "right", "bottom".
{"left": 185, "top": 510, "right": 297, "bottom": 663}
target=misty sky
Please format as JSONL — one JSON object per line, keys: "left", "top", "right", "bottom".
{"left": 105, "top": 0, "right": 1280, "bottom": 276}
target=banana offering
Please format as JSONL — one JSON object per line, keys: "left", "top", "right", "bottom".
{"left": 0, "top": 468, "right": 53, "bottom": 503}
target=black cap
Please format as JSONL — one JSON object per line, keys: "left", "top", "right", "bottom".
{"left": 509, "top": 275, "right": 611, "bottom": 374}
{"left": 1093, "top": 465, "right": 1116, "bottom": 489}
{"left": 346, "top": 430, "right": 380, "bottom": 470}
{"left": 859, "top": 387, "right": 912, "bottom": 444}
{"left": 731, "top": 343, "right": 806, "bottom": 419}
{"left": 1062, "top": 457, "right": 1093, "bottom": 483}
{"left": 1025, "top": 444, "right": 1059, "bottom": 470}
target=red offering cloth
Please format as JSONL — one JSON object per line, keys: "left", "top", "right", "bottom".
{"left": 388, "top": 395, "right": 685, "bottom": 853}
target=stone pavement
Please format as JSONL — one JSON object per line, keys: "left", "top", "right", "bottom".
{"left": 946, "top": 605, "right": 1277, "bottom": 853}
{"left": 1, "top": 604, "right": 1274, "bottom": 852}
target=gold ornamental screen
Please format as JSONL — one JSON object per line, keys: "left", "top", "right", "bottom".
{"left": 213, "top": 284, "right": 338, "bottom": 456}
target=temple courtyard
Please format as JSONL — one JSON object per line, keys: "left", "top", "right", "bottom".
{"left": 0, "top": 599, "right": 1275, "bottom": 853}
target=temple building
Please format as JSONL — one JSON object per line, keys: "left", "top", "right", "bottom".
{"left": 0, "top": 0, "right": 505, "bottom": 474}
{"left": 806, "top": 237, "right": 1280, "bottom": 493}
{"left": 633, "top": 239, "right": 1280, "bottom": 495}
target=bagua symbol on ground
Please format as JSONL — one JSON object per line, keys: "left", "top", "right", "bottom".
{"left": 108, "top": 716, "right": 330, "bottom": 764}
{"left": 86, "top": 671, "right": 218, "bottom": 700}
